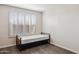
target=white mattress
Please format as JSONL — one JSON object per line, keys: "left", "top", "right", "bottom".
{"left": 18, "top": 34, "right": 49, "bottom": 44}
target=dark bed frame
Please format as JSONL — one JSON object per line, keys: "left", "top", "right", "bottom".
{"left": 16, "top": 32, "right": 50, "bottom": 51}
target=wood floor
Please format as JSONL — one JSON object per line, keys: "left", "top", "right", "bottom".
{"left": 0, "top": 44, "right": 75, "bottom": 54}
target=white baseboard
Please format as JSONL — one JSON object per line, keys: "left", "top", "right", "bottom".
{"left": 50, "top": 43, "right": 79, "bottom": 54}
{"left": 0, "top": 44, "right": 16, "bottom": 49}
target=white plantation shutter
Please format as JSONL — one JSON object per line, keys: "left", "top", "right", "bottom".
{"left": 9, "top": 11, "right": 18, "bottom": 36}
{"left": 9, "top": 10, "right": 38, "bottom": 37}
{"left": 31, "top": 15, "right": 36, "bottom": 34}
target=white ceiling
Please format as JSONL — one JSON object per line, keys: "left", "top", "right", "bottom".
{"left": 8, "top": 4, "right": 79, "bottom": 12}
{"left": 8, "top": 4, "right": 51, "bottom": 12}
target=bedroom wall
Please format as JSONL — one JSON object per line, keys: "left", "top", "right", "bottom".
{"left": 0, "top": 5, "right": 15, "bottom": 48}
{"left": 43, "top": 5, "right": 79, "bottom": 53}
{"left": 0, "top": 5, "right": 42, "bottom": 48}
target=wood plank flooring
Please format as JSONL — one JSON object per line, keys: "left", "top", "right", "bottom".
{"left": 0, "top": 44, "right": 75, "bottom": 54}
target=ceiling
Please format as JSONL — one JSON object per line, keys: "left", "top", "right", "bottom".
{"left": 7, "top": 4, "right": 51, "bottom": 12}
{"left": 7, "top": 4, "right": 79, "bottom": 12}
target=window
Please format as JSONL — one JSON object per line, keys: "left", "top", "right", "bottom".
{"left": 9, "top": 11, "right": 37, "bottom": 37}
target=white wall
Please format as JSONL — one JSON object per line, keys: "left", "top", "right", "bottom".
{"left": 43, "top": 5, "right": 79, "bottom": 53}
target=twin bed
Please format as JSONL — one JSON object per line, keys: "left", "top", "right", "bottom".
{"left": 16, "top": 33, "right": 50, "bottom": 50}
